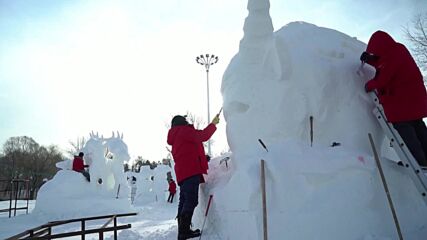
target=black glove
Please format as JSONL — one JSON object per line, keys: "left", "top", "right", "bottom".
{"left": 360, "top": 51, "right": 379, "bottom": 63}
{"left": 364, "top": 82, "right": 370, "bottom": 92}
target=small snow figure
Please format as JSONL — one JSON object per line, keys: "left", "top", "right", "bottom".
{"left": 167, "top": 179, "right": 176, "bottom": 203}
{"left": 72, "top": 152, "right": 90, "bottom": 182}
{"left": 361, "top": 30, "right": 427, "bottom": 167}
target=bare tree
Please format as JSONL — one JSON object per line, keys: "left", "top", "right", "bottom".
{"left": 66, "top": 137, "right": 86, "bottom": 158}
{"left": 1, "top": 136, "right": 63, "bottom": 198}
{"left": 404, "top": 13, "right": 427, "bottom": 72}
{"left": 184, "top": 111, "right": 206, "bottom": 129}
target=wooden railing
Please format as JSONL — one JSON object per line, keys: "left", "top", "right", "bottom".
{"left": 5, "top": 212, "right": 138, "bottom": 240}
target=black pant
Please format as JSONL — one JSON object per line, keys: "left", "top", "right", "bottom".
{"left": 177, "top": 175, "right": 200, "bottom": 217}
{"left": 393, "top": 119, "right": 427, "bottom": 167}
{"left": 78, "top": 170, "right": 91, "bottom": 182}
{"left": 168, "top": 192, "right": 175, "bottom": 203}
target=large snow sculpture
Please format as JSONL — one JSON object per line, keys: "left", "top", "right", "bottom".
{"left": 33, "top": 131, "right": 132, "bottom": 219}
{"left": 80, "top": 131, "right": 130, "bottom": 198}
{"left": 221, "top": 0, "right": 383, "bottom": 158}
{"left": 196, "top": 0, "right": 427, "bottom": 239}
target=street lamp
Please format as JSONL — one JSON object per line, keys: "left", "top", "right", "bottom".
{"left": 196, "top": 54, "right": 219, "bottom": 156}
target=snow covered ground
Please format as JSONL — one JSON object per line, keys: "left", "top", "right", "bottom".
{"left": 2, "top": 0, "right": 427, "bottom": 239}
{"left": 0, "top": 199, "right": 180, "bottom": 240}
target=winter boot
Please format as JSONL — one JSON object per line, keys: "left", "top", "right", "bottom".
{"left": 189, "top": 211, "right": 200, "bottom": 234}
{"left": 178, "top": 213, "right": 201, "bottom": 240}
{"left": 177, "top": 215, "right": 200, "bottom": 235}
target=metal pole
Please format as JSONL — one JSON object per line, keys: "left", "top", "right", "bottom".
{"left": 196, "top": 54, "right": 218, "bottom": 157}
{"left": 206, "top": 68, "right": 211, "bottom": 156}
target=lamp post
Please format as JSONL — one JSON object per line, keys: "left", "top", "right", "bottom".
{"left": 196, "top": 54, "right": 219, "bottom": 156}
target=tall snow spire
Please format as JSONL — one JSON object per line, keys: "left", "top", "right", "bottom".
{"left": 243, "top": 0, "right": 273, "bottom": 39}
{"left": 239, "top": 0, "right": 274, "bottom": 63}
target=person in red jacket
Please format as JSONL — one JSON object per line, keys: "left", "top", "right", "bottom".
{"left": 167, "top": 114, "right": 219, "bottom": 240}
{"left": 167, "top": 178, "right": 177, "bottom": 203}
{"left": 361, "top": 30, "right": 427, "bottom": 167}
{"left": 72, "top": 152, "right": 90, "bottom": 182}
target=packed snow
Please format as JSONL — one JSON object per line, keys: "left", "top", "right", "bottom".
{"left": 2, "top": 0, "right": 427, "bottom": 239}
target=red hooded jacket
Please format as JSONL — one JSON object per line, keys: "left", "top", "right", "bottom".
{"left": 167, "top": 124, "right": 216, "bottom": 184}
{"left": 364, "top": 31, "right": 427, "bottom": 123}
{"left": 72, "top": 156, "right": 85, "bottom": 172}
{"left": 169, "top": 180, "right": 177, "bottom": 194}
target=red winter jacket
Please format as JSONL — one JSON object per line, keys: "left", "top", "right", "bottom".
{"left": 169, "top": 180, "right": 177, "bottom": 194}
{"left": 72, "top": 156, "right": 85, "bottom": 172}
{"left": 167, "top": 124, "right": 216, "bottom": 184}
{"left": 364, "top": 30, "right": 427, "bottom": 123}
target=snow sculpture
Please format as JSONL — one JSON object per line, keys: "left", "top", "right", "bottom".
{"left": 131, "top": 165, "right": 175, "bottom": 205}
{"left": 221, "top": 0, "right": 384, "bottom": 159}
{"left": 195, "top": 0, "right": 427, "bottom": 239}
{"left": 80, "top": 131, "right": 130, "bottom": 198}
{"left": 103, "top": 131, "right": 131, "bottom": 198}
{"left": 33, "top": 131, "right": 132, "bottom": 219}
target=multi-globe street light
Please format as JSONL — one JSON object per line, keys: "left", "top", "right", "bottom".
{"left": 196, "top": 54, "right": 219, "bottom": 156}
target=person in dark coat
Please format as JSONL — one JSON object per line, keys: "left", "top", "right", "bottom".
{"left": 361, "top": 30, "right": 427, "bottom": 167}
{"left": 167, "top": 114, "right": 219, "bottom": 240}
{"left": 72, "top": 152, "right": 91, "bottom": 182}
{"left": 168, "top": 178, "right": 177, "bottom": 203}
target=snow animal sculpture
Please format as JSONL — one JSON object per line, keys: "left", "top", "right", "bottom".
{"left": 80, "top": 133, "right": 110, "bottom": 187}
{"left": 104, "top": 131, "right": 131, "bottom": 198}
{"left": 79, "top": 131, "right": 130, "bottom": 198}
{"left": 221, "top": 0, "right": 384, "bottom": 159}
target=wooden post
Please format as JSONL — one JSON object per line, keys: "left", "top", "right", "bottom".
{"left": 26, "top": 180, "right": 30, "bottom": 214}
{"left": 368, "top": 133, "right": 403, "bottom": 240}
{"left": 14, "top": 181, "right": 19, "bottom": 216}
{"left": 116, "top": 184, "right": 121, "bottom": 199}
{"left": 309, "top": 116, "right": 314, "bottom": 147}
{"left": 114, "top": 217, "right": 118, "bottom": 240}
{"left": 82, "top": 220, "right": 85, "bottom": 240}
{"left": 261, "top": 160, "right": 268, "bottom": 240}
{"left": 8, "top": 180, "right": 13, "bottom": 218}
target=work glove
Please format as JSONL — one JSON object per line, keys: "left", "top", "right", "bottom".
{"left": 211, "top": 114, "right": 220, "bottom": 125}
{"left": 360, "top": 51, "right": 379, "bottom": 63}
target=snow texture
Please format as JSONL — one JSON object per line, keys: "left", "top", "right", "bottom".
{"left": 1, "top": 0, "right": 427, "bottom": 239}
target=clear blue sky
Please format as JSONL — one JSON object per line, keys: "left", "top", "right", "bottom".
{"left": 0, "top": 0, "right": 425, "bottom": 161}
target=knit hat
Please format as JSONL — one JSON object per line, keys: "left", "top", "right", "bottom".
{"left": 171, "top": 115, "right": 188, "bottom": 127}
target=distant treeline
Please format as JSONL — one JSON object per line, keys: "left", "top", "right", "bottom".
{"left": 0, "top": 136, "right": 63, "bottom": 199}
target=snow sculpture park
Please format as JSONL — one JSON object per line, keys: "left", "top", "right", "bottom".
{"left": 1, "top": 0, "right": 427, "bottom": 239}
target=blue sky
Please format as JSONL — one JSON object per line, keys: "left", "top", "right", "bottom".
{"left": 0, "top": 0, "right": 425, "bottom": 161}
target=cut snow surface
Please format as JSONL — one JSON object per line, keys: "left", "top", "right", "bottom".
{"left": 1, "top": 0, "right": 427, "bottom": 239}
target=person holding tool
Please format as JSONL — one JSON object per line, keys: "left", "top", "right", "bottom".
{"left": 360, "top": 30, "right": 427, "bottom": 168}
{"left": 167, "top": 109, "right": 220, "bottom": 240}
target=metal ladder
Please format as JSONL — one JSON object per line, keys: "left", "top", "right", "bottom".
{"left": 369, "top": 92, "right": 427, "bottom": 205}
